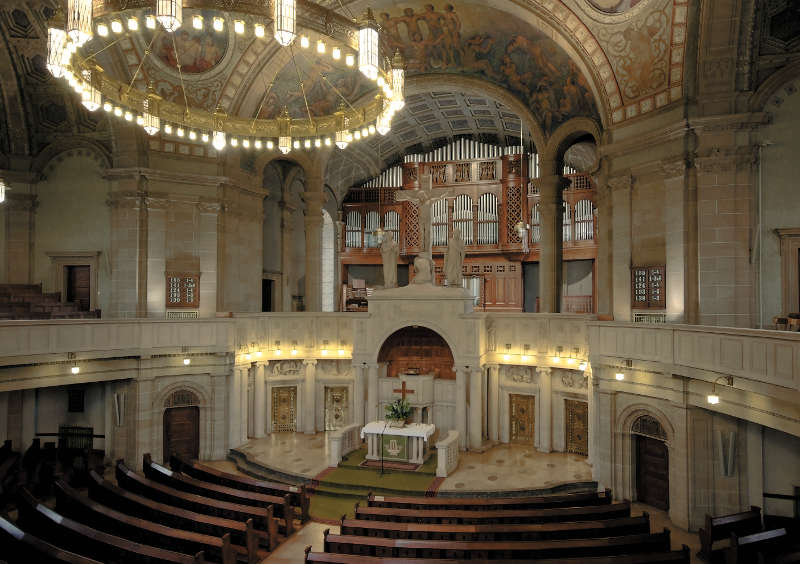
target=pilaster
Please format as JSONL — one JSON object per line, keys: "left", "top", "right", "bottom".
{"left": 455, "top": 366, "right": 468, "bottom": 450}
{"left": 487, "top": 364, "right": 500, "bottom": 442}
{"left": 536, "top": 366, "right": 552, "bottom": 453}
{"left": 303, "top": 359, "right": 317, "bottom": 434}
{"left": 366, "top": 363, "right": 379, "bottom": 422}
{"left": 253, "top": 362, "right": 267, "bottom": 438}
{"left": 468, "top": 367, "right": 482, "bottom": 450}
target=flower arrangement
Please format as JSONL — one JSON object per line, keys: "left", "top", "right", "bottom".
{"left": 385, "top": 398, "right": 412, "bottom": 426}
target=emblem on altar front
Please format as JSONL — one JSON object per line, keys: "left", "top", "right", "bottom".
{"left": 386, "top": 439, "right": 402, "bottom": 456}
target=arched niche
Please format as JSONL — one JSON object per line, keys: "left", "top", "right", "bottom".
{"left": 378, "top": 326, "right": 456, "bottom": 380}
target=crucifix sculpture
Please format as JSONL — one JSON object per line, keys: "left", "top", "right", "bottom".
{"left": 395, "top": 173, "right": 452, "bottom": 259}
{"left": 392, "top": 380, "right": 415, "bottom": 401}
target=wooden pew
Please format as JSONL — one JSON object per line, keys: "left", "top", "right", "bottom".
{"left": 170, "top": 454, "right": 310, "bottom": 522}
{"left": 15, "top": 487, "right": 207, "bottom": 564}
{"left": 0, "top": 514, "right": 103, "bottom": 564}
{"left": 698, "top": 506, "right": 762, "bottom": 560}
{"left": 0, "top": 440, "right": 12, "bottom": 463}
{"left": 339, "top": 514, "right": 650, "bottom": 541}
{"left": 54, "top": 480, "right": 236, "bottom": 564}
{"left": 0, "top": 450, "right": 19, "bottom": 504}
{"left": 144, "top": 454, "right": 295, "bottom": 536}
{"left": 726, "top": 528, "right": 788, "bottom": 564}
{"left": 366, "top": 489, "right": 612, "bottom": 511}
{"left": 304, "top": 545, "right": 692, "bottom": 564}
{"left": 354, "top": 500, "right": 632, "bottom": 524}
{"left": 774, "top": 551, "right": 800, "bottom": 564}
{"left": 116, "top": 460, "right": 279, "bottom": 548}
{"left": 88, "top": 470, "right": 267, "bottom": 558}
{"left": 322, "top": 527, "right": 672, "bottom": 559}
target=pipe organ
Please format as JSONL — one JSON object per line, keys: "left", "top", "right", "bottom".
{"left": 340, "top": 139, "right": 598, "bottom": 312}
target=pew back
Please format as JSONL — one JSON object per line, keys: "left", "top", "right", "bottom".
{"left": 366, "top": 489, "right": 612, "bottom": 511}
{"left": 698, "top": 506, "right": 761, "bottom": 559}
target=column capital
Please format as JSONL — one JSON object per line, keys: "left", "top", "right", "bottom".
{"left": 531, "top": 175, "right": 571, "bottom": 200}
{"left": 303, "top": 359, "right": 318, "bottom": 367}
{"left": 257, "top": 360, "right": 270, "bottom": 368}
{"left": 485, "top": 363, "right": 500, "bottom": 370}
{"left": 608, "top": 174, "right": 632, "bottom": 192}
{"left": 536, "top": 366, "right": 552, "bottom": 376}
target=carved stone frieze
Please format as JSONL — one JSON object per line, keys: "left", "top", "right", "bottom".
{"left": 560, "top": 371, "right": 589, "bottom": 389}
{"left": 504, "top": 365, "right": 535, "bottom": 384}
{"left": 272, "top": 360, "right": 305, "bottom": 377}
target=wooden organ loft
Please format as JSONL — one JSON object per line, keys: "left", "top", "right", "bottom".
{"left": 339, "top": 139, "right": 598, "bottom": 312}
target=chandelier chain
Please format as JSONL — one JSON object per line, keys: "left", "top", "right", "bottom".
{"left": 127, "top": 28, "right": 160, "bottom": 93}
{"left": 289, "top": 44, "right": 315, "bottom": 125}
{"left": 170, "top": 32, "right": 191, "bottom": 118}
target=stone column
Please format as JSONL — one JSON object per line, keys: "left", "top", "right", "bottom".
{"left": 455, "top": 366, "right": 467, "bottom": 450}
{"left": 303, "top": 359, "right": 317, "bottom": 434}
{"left": 352, "top": 363, "right": 365, "bottom": 426}
{"left": 535, "top": 173, "right": 568, "bottom": 312}
{"left": 241, "top": 366, "right": 249, "bottom": 443}
{"left": 335, "top": 214, "right": 345, "bottom": 311}
{"left": 366, "top": 363, "right": 379, "bottom": 422}
{"left": 587, "top": 363, "right": 598, "bottom": 466}
{"left": 279, "top": 199, "right": 294, "bottom": 312}
{"left": 469, "top": 367, "right": 482, "bottom": 450}
{"left": 487, "top": 364, "right": 500, "bottom": 442}
{"left": 593, "top": 164, "right": 613, "bottom": 318}
{"left": 303, "top": 186, "right": 326, "bottom": 312}
{"left": 253, "top": 362, "right": 267, "bottom": 438}
{"left": 609, "top": 175, "right": 632, "bottom": 321}
{"left": 536, "top": 366, "right": 552, "bottom": 453}
{"left": 228, "top": 366, "right": 241, "bottom": 448}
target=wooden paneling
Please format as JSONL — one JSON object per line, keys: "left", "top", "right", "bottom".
{"left": 378, "top": 326, "right": 455, "bottom": 380}
{"left": 636, "top": 435, "right": 669, "bottom": 510}
{"left": 510, "top": 394, "right": 535, "bottom": 444}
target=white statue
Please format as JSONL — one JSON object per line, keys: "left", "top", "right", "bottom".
{"left": 395, "top": 174, "right": 451, "bottom": 258}
{"left": 412, "top": 256, "right": 434, "bottom": 285}
{"left": 444, "top": 228, "right": 465, "bottom": 286}
{"left": 380, "top": 232, "right": 399, "bottom": 288}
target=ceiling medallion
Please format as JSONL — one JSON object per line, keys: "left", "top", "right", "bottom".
{"left": 47, "top": 0, "right": 405, "bottom": 155}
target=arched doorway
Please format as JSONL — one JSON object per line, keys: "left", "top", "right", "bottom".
{"left": 378, "top": 326, "right": 455, "bottom": 380}
{"left": 632, "top": 415, "right": 669, "bottom": 510}
{"left": 163, "top": 390, "right": 200, "bottom": 462}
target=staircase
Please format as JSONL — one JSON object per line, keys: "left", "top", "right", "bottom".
{"left": 0, "top": 284, "right": 100, "bottom": 320}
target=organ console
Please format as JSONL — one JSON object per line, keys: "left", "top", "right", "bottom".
{"left": 340, "top": 139, "right": 598, "bottom": 313}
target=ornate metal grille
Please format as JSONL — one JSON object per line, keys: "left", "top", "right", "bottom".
{"left": 164, "top": 389, "right": 199, "bottom": 408}
{"left": 631, "top": 415, "right": 667, "bottom": 440}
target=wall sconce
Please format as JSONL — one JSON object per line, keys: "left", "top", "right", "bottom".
{"left": 274, "top": 340, "right": 282, "bottom": 355}
{"left": 567, "top": 347, "right": 579, "bottom": 365}
{"left": 291, "top": 341, "right": 298, "bottom": 356}
{"left": 183, "top": 358, "right": 191, "bottom": 365}
{"left": 521, "top": 344, "right": 531, "bottom": 362}
{"left": 503, "top": 344, "right": 511, "bottom": 362}
{"left": 615, "top": 372, "right": 625, "bottom": 381}
{"left": 579, "top": 361, "right": 588, "bottom": 371}
{"left": 708, "top": 376, "right": 733, "bottom": 405}
{"left": 68, "top": 352, "right": 79, "bottom": 374}
{"left": 71, "top": 364, "right": 80, "bottom": 374}
{"left": 244, "top": 352, "right": 252, "bottom": 361}
{"left": 552, "top": 346, "right": 563, "bottom": 363}
{"left": 338, "top": 341, "right": 345, "bottom": 356}
{"left": 321, "top": 340, "right": 329, "bottom": 356}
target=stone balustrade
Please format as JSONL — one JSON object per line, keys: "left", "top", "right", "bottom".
{"left": 436, "top": 430, "right": 460, "bottom": 478}
{"left": 327, "top": 422, "right": 362, "bottom": 468}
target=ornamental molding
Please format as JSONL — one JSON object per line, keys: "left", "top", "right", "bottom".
{"left": 607, "top": 174, "right": 632, "bottom": 192}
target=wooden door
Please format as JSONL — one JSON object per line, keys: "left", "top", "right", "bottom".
{"left": 509, "top": 394, "right": 535, "bottom": 444}
{"left": 271, "top": 386, "right": 297, "bottom": 432}
{"left": 163, "top": 406, "right": 199, "bottom": 462}
{"left": 565, "top": 399, "right": 588, "bottom": 456}
{"left": 636, "top": 435, "right": 669, "bottom": 510}
{"left": 324, "top": 386, "right": 348, "bottom": 431}
{"left": 67, "top": 265, "right": 90, "bottom": 311}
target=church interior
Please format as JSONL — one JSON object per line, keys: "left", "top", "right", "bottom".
{"left": 0, "top": 0, "right": 799, "bottom": 562}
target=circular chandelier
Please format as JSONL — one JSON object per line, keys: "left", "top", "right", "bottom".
{"left": 47, "top": 0, "right": 406, "bottom": 155}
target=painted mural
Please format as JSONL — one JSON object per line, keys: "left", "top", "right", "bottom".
{"left": 375, "top": 2, "right": 598, "bottom": 133}
{"left": 150, "top": 11, "right": 228, "bottom": 73}
{"left": 587, "top": 0, "right": 645, "bottom": 14}
{"left": 256, "top": 56, "right": 375, "bottom": 119}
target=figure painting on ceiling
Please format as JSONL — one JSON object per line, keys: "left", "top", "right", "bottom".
{"left": 587, "top": 0, "right": 645, "bottom": 14}
{"left": 377, "top": 3, "right": 598, "bottom": 133}
{"left": 153, "top": 11, "right": 228, "bottom": 73}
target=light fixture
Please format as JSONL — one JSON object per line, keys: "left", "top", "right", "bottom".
{"left": 314, "top": 138, "right": 321, "bottom": 148}
{"left": 254, "top": 139, "right": 262, "bottom": 149}
{"left": 255, "top": 350, "right": 262, "bottom": 358}
{"left": 127, "top": 17, "right": 138, "bottom": 31}
{"left": 615, "top": 372, "right": 625, "bottom": 381}
{"left": 358, "top": 8, "right": 379, "bottom": 80}
{"left": 304, "top": 139, "right": 311, "bottom": 149}
{"left": 96, "top": 22, "right": 109, "bottom": 37}
{"left": 552, "top": 346, "right": 563, "bottom": 363}
{"left": 47, "top": 9, "right": 69, "bottom": 79}
{"left": 521, "top": 344, "right": 530, "bottom": 362}
{"left": 392, "top": 50, "right": 406, "bottom": 111}
{"left": 338, "top": 342, "right": 345, "bottom": 356}
{"left": 345, "top": 53, "right": 355, "bottom": 67}
{"left": 71, "top": 365, "right": 80, "bottom": 374}
{"left": 188, "top": 130, "right": 197, "bottom": 141}
{"left": 335, "top": 106, "right": 351, "bottom": 149}
{"left": 242, "top": 138, "right": 250, "bottom": 149}
{"left": 244, "top": 352, "right": 252, "bottom": 361}
{"left": 275, "top": 341, "right": 282, "bottom": 355}
{"left": 183, "top": 358, "right": 191, "bottom": 365}
{"left": 291, "top": 341, "right": 298, "bottom": 356}
{"left": 142, "top": 87, "right": 160, "bottom": 136}
{"left": 293, "top": 140, "right": 300, "bottom": 149}
{"left": 254, "top": 23, "right": 265, "bottom": 38}
{"left": 324, "top": 137, "right": 332, "bottom": 147}
{"left": 213, "top": 16, "right": 224, "bottom": 32}
{"left": 707, "top": 376, "right": 733, "bottom": 405}
{"left": 110, "top": 19, "right": 123, "bottom": 33}
{"left": 321, "top": 340, "right": 329, "bottom": 356}
{"left": 80, "top": 71, "right": 101, "bottom": 111}
{"left": 230, "top": 137, "right": 239, "bottom": 147}
{"left": 266, "top": 140, "right": 274, "bottom": 150}
{"left": 503, "top": 344, "right": 511, "bottom": 362}
{"left": 67, "top": 0, "right": 92, "bottom": 47}
{"left": 192, "top": 14, "right": 203, "bottom": 30}
{"left": 176, "top": 127, "right": 185, "bottom": 137}
{"left": 156, "top": 0, "right": 182, "bottom": 32}
{"left": 332, "top": 47, "right": 341, "bottom": 60}
{"left": 124, "top": 111, "right": 133, "bottom": 122}
{"left": 201, "top": 132, "right": 209, "bottom": 143}
{"left": 279, "top": 107, "right": 292, "bottom": 154}
{"left": 164, "top": 123, "right": 172, "bottom": 134}
{"left": 145, "top": 15, "right": 156, "bottom": 29}
{"left": 274, "top": 0, "right": 297, "bottom": 46}
{"left": 316, "top": 39, "right": 326, "bottom": 54}
{"left": 300, "top": 35, "right": 310, "bottom": 48}
{"left": 103, "top": 101, "right": 112, "bottom": 112}
{"left": 234, "top": 19, "right": 245, "bottom": 34}
{"left": 579, "top": 361, "right": 588, "bottom": 371}
{"left": 353, "top": 130, "right": 361, "bottom": 140}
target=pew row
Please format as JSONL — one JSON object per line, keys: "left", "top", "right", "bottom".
{"left": 170, "top": 454, "right": 310, "bottom": 522}
{"left": 116, "top": 459, "right": 280, "bottom": 548}
{"left": 726, "top": 528, "right": 788, "bottom": 564}
{"left": 0, "top": 514, "right": 103, "bottom": 564}
{"left": 365, "top": 489, "right": 612, "bottom": 511}
{"left": 54, "top": 480, "right": 236, "bottom": 564}
{"left": 16, "top": 487, "right": 207, "bottom": 564}
{"left": 339, "top": 514, "right": 651, "bottom": 541}
{"left": 144, "top": 453, "right": 295, "bottom": 536}
{"left": 304, "top": 545, "right": 692, "bottom": 564}
{"left": 322, "top": 527, "right": 672, "bottom": 560}
{"left": 354, "top": 500, "right": 632, "bottom": 524}
{"left": 698, "top": 505, "right": 762, "bottom": 561}
{"left": 88, "top": 470, "right": 267, "bottom": 557}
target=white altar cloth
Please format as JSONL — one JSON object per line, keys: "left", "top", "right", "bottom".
{"left": 360, "top": 421, "right": 437, "bottom": 441}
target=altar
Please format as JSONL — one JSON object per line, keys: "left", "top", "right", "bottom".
{"left": 361, "top": 421, "right": 436, "bottom": 465}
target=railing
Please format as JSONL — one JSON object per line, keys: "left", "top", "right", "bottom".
{"left": 328, "top": 423, "right": 362, "bottom": 468}
{"left": 562, "top": 295, "right": 594, "bottom": 314}
{"left": 436, "top": 430, "right": 460, "bottom": 478}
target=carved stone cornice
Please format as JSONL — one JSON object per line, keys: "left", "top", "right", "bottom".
{"left": 608, "top": 174, "right": 632, "bottom": 192}
{"left": 695, "top": 146, "right": 759, "bottom": 173}
{"left": 599, "top": 121, "right": 690, "bottom": 160}
{"left": 660, "top": 159, "right": 688, "bottom": 179}
{"left": 690, "top": 112, "right": 770, "bottom": 134}
{"left": 104, "top": 167, "right": 228, "bottom": 187}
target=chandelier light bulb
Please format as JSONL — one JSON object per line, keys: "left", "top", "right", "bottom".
{"left": 332, "top": 47, "right": 341, "bottom": 60}
{"left": 212, "top": 130, "right": 226, "bottom": 151}
{"left": 164, "top": 123, "right": 172, "bottom": 134}
{"left": 124, "top": 111, "right": 133, "bottom": 122}
{"left": 192, "top": 15, "right": 203, "bottom": 30}
{"left": 324, "top": 137, "right": 332, "bottom": 146}
{"left": 335, "top": 130, "right": 350, "bottom": 149}
{"left": 96, "top": 23, "right": 109, "bottom": 37}
{"left": 316, "top": 40, "right": 326, "bottom": 54}
{"left": 67, "top": 0, "right": 92, "bottom": 47}
{"left": 145, "top": 15, "right": 156, "bottom": 29}
{"left": 314, "top": 138, "right": 321, "bottom": 148}
{"left": 230, "top": 137, "right": 239, "bottom": 147}
{"left": 254, "top": 139, "right": 262, "bottom": 149}
{"left": 254, "top": 23, "right": 265, "bottom": 38}
{"left": 300, "top": 35, "right": 310, "bottom": 49}
{"left": 274, "top": 0, "right": 297, "bottom": 46}
{"left": 293, "top": 139, "right": 300, "bottom": 149}
{"left": 707, "top": 393, "right": 720, "bottom": 405}
{"left": 188, "top": 130, "right": 197, "bottom": 141}
{"left": 183, "top": 358, "right": 191, "bottom": 365}
{"left": 266, "top": 140, "right": 275, "bottom": 150}
{"left": 579, "top": 361, "right": 588, "bottom": 371}
{"left": 213, "top": 16, "right": 224, "bottom": 32}
{"left": 234, "top": 20, "right": 245, "bottom": 34}
{"left": 103, "top": 102, "right": 112, "bottom": 112}
{"left": 345, "top": 54, "right": 355, "bottom": 67}
{"left": 136, "top": 115, "right": 144, "bottom": 126}
{"left": 113, "top": 106, "right": 123, "bottom": 117}
{"left": 358, "top": 9, "right": 380, "bottom": 80}
{"left": 111, "top": 19, "right": 123, "bottom": 34}
{"left": 127, "top": 17, "right": 138, "bottom": 31}
{"left": 242, "top": 138, "right": 250, "bottom": 149}
{"left": 201, "top": 132, "right": 209, "bottom": 143}
{"left": 156, "top": 0, "right": 182, "bottom": 32}
{"left": 353, "top": 130, "right": 361, "bottom": 140}
{"left": 304, "top": 139, "right": 311, "bottom": 149}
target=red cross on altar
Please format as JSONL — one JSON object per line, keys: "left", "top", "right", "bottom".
{"left": 393, "top": 380, "right": 415, "bottom": 401}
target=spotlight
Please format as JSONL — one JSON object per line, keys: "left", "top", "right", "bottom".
{"left": 71, "top": 365, "right": 80, "bottom": 375}
{"left": 183, "top": 358, "right": 191, "bottom": 365}
{"left": 615, "top": 372, "right": 625, "bottom": 381}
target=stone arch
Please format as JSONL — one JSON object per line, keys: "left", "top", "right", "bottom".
{"left": 33, "top": 138, "right": 112, "bottom": 179}
{"left": 368, "top": 321, "right": 467, "bottom": 368}
{"left": 152, "top": 380, "right": 214, "bottom": 464}
{"left": 540, "top": 117, "right": 603, "bottom": 174}
{"left": 748, "top": 60, "right": 800, "bottom": 113}
{"left": 378, "top": 326, "right": 456, "bottom": 380}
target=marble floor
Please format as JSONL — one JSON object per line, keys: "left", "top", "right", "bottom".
{"left": 233, "top": 432, "right": 331, "bottom": 479}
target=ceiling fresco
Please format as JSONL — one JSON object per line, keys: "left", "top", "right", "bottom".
{"left": 586, "top": 0, "right": 646, "bottom": 15}
{"left": 375, "top": 1, "right": 599, "bottom": 133}
{"left": 145, "top": 10, "right": 229, "bottom": 74}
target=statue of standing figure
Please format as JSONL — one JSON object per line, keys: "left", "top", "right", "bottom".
{"left": 444, "top": 228, "right": 465, "bottom": 287}
{"left": 380, "top": 231, "right": 399, "bottom": 288}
